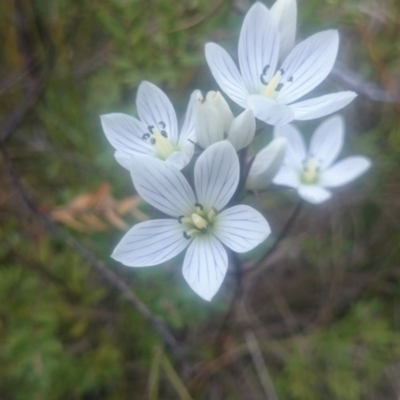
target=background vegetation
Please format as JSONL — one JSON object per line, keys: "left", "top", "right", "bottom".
{"left": 1, "top": 0, "right": 400, "bottom": 398}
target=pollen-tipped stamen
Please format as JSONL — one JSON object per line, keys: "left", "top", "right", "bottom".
{"left": 300, "top": 158, "right": 320, "bottom": 185}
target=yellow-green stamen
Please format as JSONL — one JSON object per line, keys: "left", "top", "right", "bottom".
{"left": 262, "top": 70, "right": 282, "bottom": 99}
{"left": 151, "top": 128, "right": 177, "bottom": 160}
{"left": 300, "top": 158, "right": 320, "bottom": 185}
{"left": 180, "top": 206, "right": 217, "bottom": 238}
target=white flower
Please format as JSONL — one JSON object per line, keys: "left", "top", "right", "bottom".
{"left": 205, "top": 2, "right": 356, "bottom": 126}
{"left": 246, "top": 137, "right": 288, "bottom": 190}
{"left": 112, "top": 141, "right": 271, "bottom": 301}
{"left": 272, "top": 116, "right": 371, "bottom": 204}
{"left": 270, "top": 0, "right": 297, "bottom": 60}
{"left": 195, "top": 91, "right": 256, "bottom": 150}
{"left": 101, "top": 81, "right": 199, "bottom": 170}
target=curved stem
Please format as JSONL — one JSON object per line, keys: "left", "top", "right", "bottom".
{"left": 246, "top": 199, "right": 303, "bottom": 272}
{"left": 213, "top": 252, "right": 242, "bottom": 353}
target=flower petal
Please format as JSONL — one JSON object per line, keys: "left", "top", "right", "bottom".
{"left": 273, "top": 165, "right": 299, "bottom": 188}
{"left": 238, "top": 2, "right": 280, "bottom": 94}
{"left": 310, "top": 115, "right": 344, "bottom": 168}
{"left": 298, "top": 185, "right": 331, "bottom": 204}
{"left": 130, "top": 155, "right": 196, "bottom": 217}
{"left": 195, "top": 92, "right": 226, "bottom": 149}
{"left": 247, "top": 95, "right": 294, "bottom": 125}
{"left": 290, "top": 91, "right": 357, "bottom": 120}
{"left": 179, "top": 89, "right": 201, "bottom": 144}
{"left": 136, "top": 81, "right": 179, "bottom": 143}
{"left": 182, "top": 235, "right": 228, "bottom": 301}
{"left": 246, "top": 137, "right": 287, "bottom": 190}
{"left": 227, "top": 108, "right": 256, "bottom": 151}
{"left": 112, "top": 219, "right": 190, "bottom": 267}
{"left": 100, "top": 113, "right": 153, "bottom": 165}
{"left": 274, "top": 123, "right": 306, "bottom": 169}
{"left": 165, "top": 142, "right": 194, "bottom": 170}
{"left": 194, "top": 141, "right": 239, "bottom": 211}
{"left": 214, "top": 205, "right": 271, "bottom": 253}
{"left": 270, "top": 0, "right": 297, "bottom": 60}
{"left": 114, "top": 151, "right": 132, "bottom": 170}
{"left": 321, "top": 156, "right": 371, "bottom": 188}
{"left": 278, "top": 30, "right": 339, "bottom": 104}
{"left": 205, "top": 43, "right": 249, "bottom": 108}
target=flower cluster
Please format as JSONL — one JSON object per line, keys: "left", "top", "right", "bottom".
{"left": 100, "top": 0, "right": 371, "bottom": 301}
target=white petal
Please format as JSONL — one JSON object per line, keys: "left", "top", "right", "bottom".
{"left": 179, "top": 89, "right": 201, "bottom": 144}
{"left": 194, "top": 141, "right": 239, "bottom": 211}
{"left": 247, "top": 95, "right": 294, "bottom": 125}
{"left": 209, "top": 91, "right": 234, "bottom": 133}
{"left": 195, "top": 92, "right": 225, "bottom": 148}
{"left": 298, "top": 185, "right": 331, "bottom": 204}
{"left": 270, "top": 0, "right": 297, "bottom": 60}
{"left": 278, "top": 30, "right": 339, "bottom": 104}
{"left": 274, "top": 123, "right": 306, "bottom": 169}
{"left": 136, "top": 81, "right": 179, "bottom": 143}
{"left": 321, "top": 156, "right": 371, "bottom": 188}
{"left": 130, "top": 155, "right": 196, "bottom": 217}
{"left": 112, "top": 219, "right": 190, "bottom": 267}
{"left": 165, "top": 142, "right": 195, "bottom": 170}
{"left": 272, "top": 165, "right": 299, "bottom": 188}
{"left": 246, "top": 137, "right": 287, "bottom": 190}
{"left": 227, "top": 108, "right": 256, "bottom": 151}
{"left": 310, "top": 115, "right": 344, "bottom": 168}
{"left": 238, "top": 2, "right": 280, "bottom": 94}
{"left": 214, "top": 205, "right": 271, "bottom": 253}
{"left": 114, "top": 151, "right": 131, "bottom": 170}
{"left": 182, "top": 235, "right": 228, "bottom": 301}
{"left": 205, "top": 43, "right": 249, "bottom": 108}
{"left": 100, "top": 113, "right": 153, "bottom": 160}
{"left": 290, "top": 91, "right": 357, "bottom": 120}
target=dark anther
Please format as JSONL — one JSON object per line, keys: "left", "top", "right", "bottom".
{"left": 148, "top": 125, "right": 155, "bottom": 133}
{"left": 288, "top": 76, "right": 293, "bottom": 82}
{"left": 276, "top": 83, "right": 284, "bottom": 92}
{"left": 142, "top": 133, "right": 150, "bottom": 140}
{"left": 159, "top": 121, "right": 166, "bottom": 129}
{"left": 161, "top": 130, "right": 168, "bottom": 138}
{"left": 195, "top": 203, "right": 203, "bottom": 210}
{"left": 150, "top": 138, "right": 156, "bottom": 145}
{"left": 260, "top": 74, "right": 268, "bottom": 85}
{"left": 183, "top": 232, "right": 191, "bottom": 240}
{"left": 178, "top": 216, "right": 184, "bottom": 223}
{"left": 279, "top": 68, "right": 285, "bottom": 74}
{"left": 262, "top": 65, "right": 270, "bottom": 75}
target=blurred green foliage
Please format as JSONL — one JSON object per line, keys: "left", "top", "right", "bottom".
{"left": 1, "top": 0, "right": 400, "bottom": 398}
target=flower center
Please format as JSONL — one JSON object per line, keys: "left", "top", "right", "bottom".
{"left": 260, "top": 66, "right": 293, "bottom": 99}
{"left": 178, "top": 204, "right": 217, "bottom": 239}
{"left": 142, "top": 122, "right": 178, "bottom": 160}
{"left": 300, "top": 157, "right": 320, "bottom": 185}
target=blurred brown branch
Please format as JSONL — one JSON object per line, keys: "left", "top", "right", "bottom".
{"left": 1, "top": 147, "right": 188, "bottom": 369}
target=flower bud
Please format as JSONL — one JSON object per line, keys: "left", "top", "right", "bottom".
{"left": 246, "top": 137, "right": 287, "bottom": 190}
{"left": 195, "top": 91, "right": 233, "bottom": 148}
{"left": 227, "top": 108, "right": 256, "bottom": 151}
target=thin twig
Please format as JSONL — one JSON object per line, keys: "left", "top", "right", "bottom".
{"left": 0, "top": 0, "right": 50, "bottom": 144}
{"left": 245, "top": 330, "right": 279, "bottom": 400}
{"left": 332, "top": 64, "right": 400, "bottom": 103}
{"left": 161, "top": 352, "right": 194, "bottom": 400}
